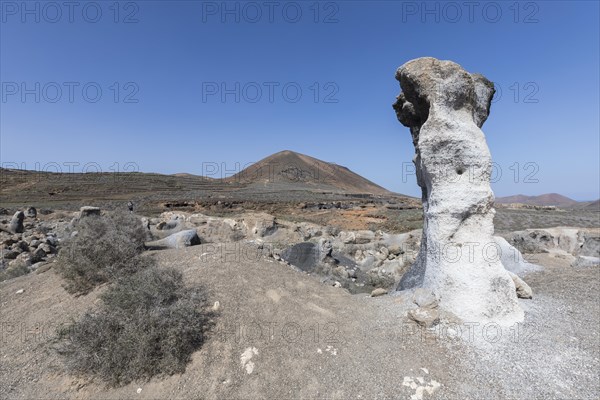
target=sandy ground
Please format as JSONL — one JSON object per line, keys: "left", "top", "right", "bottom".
{"left": 0, "top": 245, "right": 598, "bottom": 399}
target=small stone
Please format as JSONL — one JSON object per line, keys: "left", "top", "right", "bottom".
{"left": 408, "top": 307, "right": 440, "bottom": 328}
{"left": 16, "top": 289, "right": 24, "bottom": 294}
{"left": 333, "top": 281, "right": 342, "bottom": 288}
{"left": 371, "top": 288, "right": 388, "bottom": 297}
{"left": 136, "top": 388, "right": 142, "bottom": 394}
{"left": 212, "top": 301, "right": 220, "bottom": 311}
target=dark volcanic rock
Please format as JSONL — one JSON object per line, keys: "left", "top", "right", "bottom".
{"left": 281, "top": 242, "right": 320, "bottom": 272}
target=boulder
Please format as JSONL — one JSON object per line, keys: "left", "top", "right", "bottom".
{"left": 393, "top": 57, "right": 523, "bottom": 324}
{"left": 577, "top": 230, "right": 600, "bottom": 258}
{"left": 145, "top": 229, "right": 201, "bottom": 250}
{"left": 25, "top": 207, "right": 37, "bottom": 218}
{"left": 571, "top": 256, "right": 600, "bottom": 268}
{"left": 9, "top": 211, "right": 24, "bottom": 233}
{"left": 79, "top": 206, "right": 101, "bottom": 218}
{"left": 280, "top": 242, "right": 320, "bottom": 273}
{"left": 241, "top": 213, "right": 278, "bottom": 237}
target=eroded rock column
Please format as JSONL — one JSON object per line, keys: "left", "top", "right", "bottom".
{"left": 393, "top": 57, "right": 523, "bottom": 324}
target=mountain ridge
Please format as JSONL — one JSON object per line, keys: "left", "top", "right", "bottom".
{"left": 495, "top": 193, "right": 580, "bottom": 207}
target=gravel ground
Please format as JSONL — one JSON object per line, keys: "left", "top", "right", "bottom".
{"left": 0, "top": 244, "right": 598, "bottom": 399}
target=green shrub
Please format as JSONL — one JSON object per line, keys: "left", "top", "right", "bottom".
{"left": 57, "top": 210, "right": 151, "bottom": 294}
{"left": 56, "top": 266, "right": 214, "bottom": 386}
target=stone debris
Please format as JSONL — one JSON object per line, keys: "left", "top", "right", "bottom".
{"left": 240, "top": 347, "right": 259, "bottom": 374}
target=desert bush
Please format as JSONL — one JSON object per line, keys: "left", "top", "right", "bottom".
{"left": 56, "top": 266, "right": 214, "bottom": 386}
{"left": 0, "top": 263, "right": 30, "bottom": 282}
{"left": 57, "top": 210, "right": 151, "bottom": 294}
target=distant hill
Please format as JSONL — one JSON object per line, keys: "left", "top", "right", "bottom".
{"left": 496, "top": 193, "right": 580, "bottom": 207}
{"left": 582, "top": 199, "right": 600, "bottom": 210}
{"left": 225, "top": 150, "right": 393, "bottom": 195}
{"left": 0, "top": 151, "right": 405, "bottom": 207}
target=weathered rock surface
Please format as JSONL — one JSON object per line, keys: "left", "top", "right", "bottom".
{"left": 493, "top": 236, "right": 541, "bottom": 275}
{"left": 393, "top": 57, "right": 523, "bottom": 324}
{"left": 145, "top": 229, "right": 201, "bottom": 250}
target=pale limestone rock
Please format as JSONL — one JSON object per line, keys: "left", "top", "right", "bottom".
{"left": 393, "top": 57, "right": 523, "bottom": 324}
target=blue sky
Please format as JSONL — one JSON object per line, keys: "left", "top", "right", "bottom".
{"left": 1, "top": 1, "right": 599, "bottom": 200}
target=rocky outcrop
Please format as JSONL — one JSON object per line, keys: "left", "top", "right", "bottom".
{"left": 504, "top": 227, "right": 599, "bottom": 258}
{"left": 393, "top": 57, "right": 523, "bottom": 324}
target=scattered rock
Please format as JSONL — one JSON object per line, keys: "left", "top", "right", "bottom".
{"left": 15, "top": 289, "right": 24, "bottom": 294}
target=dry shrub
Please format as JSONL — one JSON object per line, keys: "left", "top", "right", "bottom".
{"left": 57, "top": 210, "right": 150, "bottom": 294}
{"left": 56, "top": 266, "right": 214, "bottom": 386}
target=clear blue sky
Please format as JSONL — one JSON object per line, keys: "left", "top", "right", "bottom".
{"left": 1, "top": 1, "right": 599, "bottom": 200}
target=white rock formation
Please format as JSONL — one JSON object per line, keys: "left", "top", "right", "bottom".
{"left": 393, "top": 57, "right": 523, "bottom": 324}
